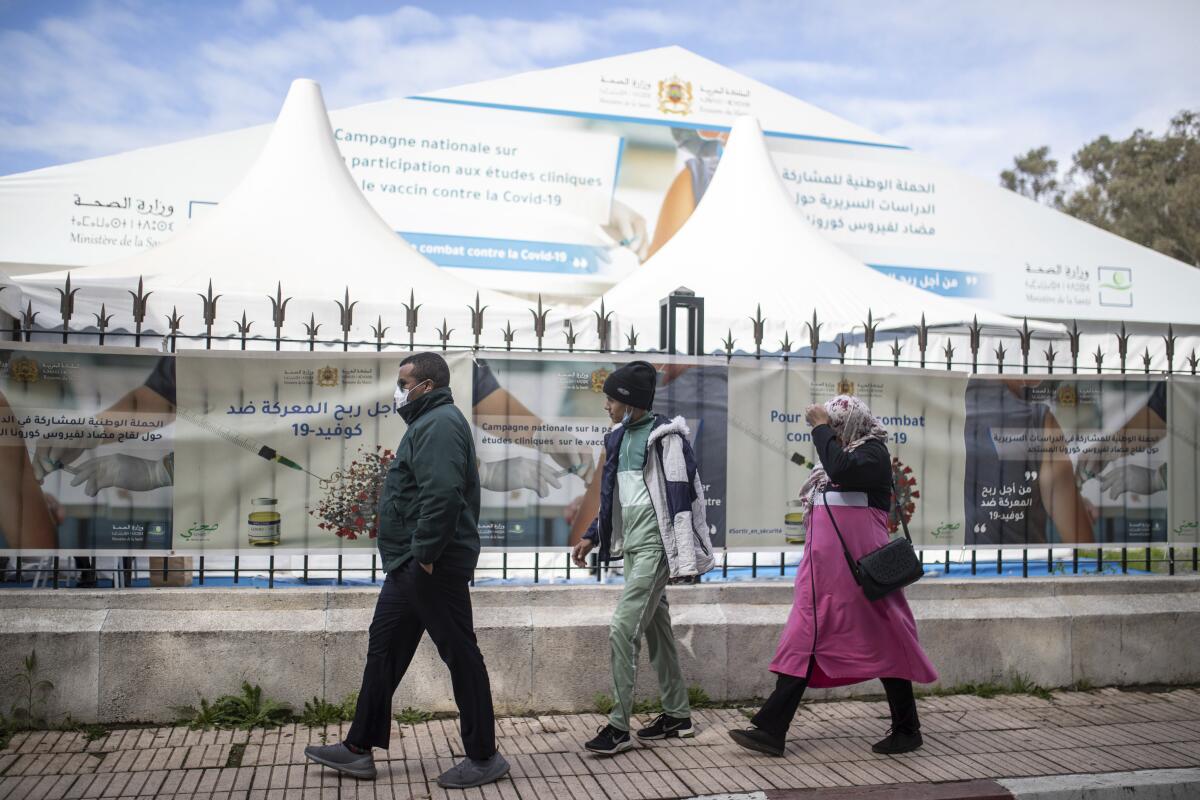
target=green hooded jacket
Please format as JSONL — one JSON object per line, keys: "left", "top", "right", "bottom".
{"left": 375, "top": 386, "right": 481, "bottom": 575}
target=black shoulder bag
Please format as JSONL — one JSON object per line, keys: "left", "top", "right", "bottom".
{"left": 821, "top": 481, "right": 924, "bottom": 601}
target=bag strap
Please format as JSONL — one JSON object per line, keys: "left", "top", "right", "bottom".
{"left": 821, "top": 492, "right": 863, "bottom": 583}
{"left": 891, "top": 477, "right": 913, "bottom": 543}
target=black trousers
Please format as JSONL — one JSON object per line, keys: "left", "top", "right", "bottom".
{"left": 752, "top": 667, "right": 920, "bottom": 739}
{"left": 346, "top": 560, "right": 496, "bottom": 759}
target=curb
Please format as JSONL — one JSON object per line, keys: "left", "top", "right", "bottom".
{"left": 689, "top": 768, "right": 1200, "bottom": 799}
{"left": 999, "top": 768, "right": 1200, "bottom": 798}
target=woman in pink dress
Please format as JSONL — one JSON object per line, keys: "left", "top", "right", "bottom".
{"left": 730, "top": 395, "right": 937, "bottom": 757}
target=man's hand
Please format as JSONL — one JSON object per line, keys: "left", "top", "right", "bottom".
{"left": 420, "top": 562, "right": 433, "bottom": 575}
{"left": 1075, "top": 443, "right": 1114, "bottom": 481}
{"left": 804, "top": 404, "right": 830, "bottom": 427}
{"left": 572, "top": 538, "right": 595, "bottom": 568}
{"left": 32, "top": 422, "right": 105, "bottom": 482}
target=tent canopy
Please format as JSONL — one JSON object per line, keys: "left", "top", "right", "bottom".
{"left": 18, "top": 79, "right": 530, "bottom": 343}
{"left": 580, "top": 116, "right": 1056, "bottom": 349}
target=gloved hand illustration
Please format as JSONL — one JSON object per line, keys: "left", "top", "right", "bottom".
{"left": 599, "top": 199, "right": 649, "bottom": 260}
{"left": 549, "top": 448, "right": 596, "bottom": 485}
{"left": 69, "top": 454, "right": 173, "bottom": 497}
{"left": 1099, "top": 463, "right": 1166, "bottom": 500}
{"left": 479, "top": 457, "right": 563, "bottom": 498}
{"left": 32, "top": 422, "right": 106, "bottom": 481}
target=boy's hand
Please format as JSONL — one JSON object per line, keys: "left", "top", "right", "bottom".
{"left": 572, "top": 538, "right": 594, "bottom": 568}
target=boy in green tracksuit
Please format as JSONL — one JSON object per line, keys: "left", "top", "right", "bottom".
{"left": 572, "top": 361, "right": 716, "bottom": 755}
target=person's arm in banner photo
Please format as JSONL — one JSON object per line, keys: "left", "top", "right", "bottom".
{"left": 0, "top": 390, "right": 59, "bottom": 549}
{"left": 1039, "top": 413, "right": 1096, "bottom": 544}
{"left": 1075, "top": 383, "right": 1168, "bottom": 498}
{"left": 32, "top": 357, "right": 176, "bottom": 484}
{"left": 472, "top": 361, "right": 596, "bottom": 485}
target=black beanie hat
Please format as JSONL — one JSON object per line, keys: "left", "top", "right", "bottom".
{"left": 603, "top": 360, "right": 657, "bottom": 410}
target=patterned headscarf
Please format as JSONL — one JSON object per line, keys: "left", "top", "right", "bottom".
{"left": 797, "top": 395, "right": 889, "bottom": 514}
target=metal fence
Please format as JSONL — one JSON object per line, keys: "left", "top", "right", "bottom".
{"left": 3, "top": 278, "right": 1198, "bottom": 589}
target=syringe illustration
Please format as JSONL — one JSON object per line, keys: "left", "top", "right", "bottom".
{"left": 176, "top": 406, "right": 323, "bottom": 481}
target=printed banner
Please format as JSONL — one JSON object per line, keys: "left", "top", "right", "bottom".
{"left": 1168, "top": 377, "right": 1200, "bottom": 545}
{"left": 1, "top": 343, "right": 1197, "bottom": 556}
{"left": 0, "top": 345, "right": 174, "bottom": 554}
{"left": 172, "top": 351, "right": 472, "bottom": 554}
{"left": 727, "top": 362, "right": 967, "bottom": 550}
{"left": 470, "top": 353, "right": 727, "bottom": 549}
{"left": 964, "top": 375, "right": 1169, "bottom": 547}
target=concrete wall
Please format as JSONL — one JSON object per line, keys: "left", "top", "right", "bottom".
{"left": 1, "top": 576, "right": 1197, "bottom": 724}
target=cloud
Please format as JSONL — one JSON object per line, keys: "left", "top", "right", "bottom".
{"left": 733, "top": 58, "right": 874, "bottom": 87}
{"left": 0, "top": 3, "right": 693, "bottom": 173}
{"left": 0, "top": 0, "right": 1195, "bottom": 181}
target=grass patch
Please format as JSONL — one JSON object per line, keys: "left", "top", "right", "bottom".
{"left": 300, "top": 693, "right": 358, "bottom": 727}
{"left": 225, "top": 742, "right": 246, "bottom": 769}
{"left": 593, "top": 686, "right": 713, "bottom": 717}
{"left": 171, "top": 682, "right": 293, "bottom": 731}
{"left": 688, "top": 686, "right": 714, "bottom": 709}
{"left": 592, "top": 694, "right": 615, "bottom": 716}
{"left": 393, "top": 707, "right": 434, "bottom": 726}
{"left": 78, "top": 724, "right": 108, "bottom": 743}
{"left": 919, "top": 671, "right": 1056, "bottom": 701}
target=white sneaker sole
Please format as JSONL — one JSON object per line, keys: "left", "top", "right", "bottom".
{"left": 637, "top": 725, "right": 696, "bottom": 741}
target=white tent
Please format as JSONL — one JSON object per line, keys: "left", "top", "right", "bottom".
{"left": 17, "top": 80, "right": 531, "bottom": 346}
{"left": 575, "top": 116, "right": 1053, "bottom": 352}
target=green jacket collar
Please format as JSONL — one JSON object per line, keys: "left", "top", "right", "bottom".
{"left": 398, "top": 386, "right": 454, "bottom": 425}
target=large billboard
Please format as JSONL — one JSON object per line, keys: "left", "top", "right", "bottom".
{"left": 2, "top": 48, "right": 1198, "bottom": 323}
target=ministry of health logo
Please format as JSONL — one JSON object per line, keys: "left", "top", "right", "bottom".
{"left": 657, "top": 75, "right": 693, "bottom": 116}
{"left": 7, "top": 356, "right": 39, "bottom": 384}
{"left": 316, "top": 365, "right": 339, "bottom": 388}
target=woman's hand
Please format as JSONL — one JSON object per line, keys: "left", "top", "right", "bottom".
{"left": 804, "top": 404, "right": 831, "bottom": 427}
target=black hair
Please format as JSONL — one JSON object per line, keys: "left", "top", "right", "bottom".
{"left": 399, "top": 352, "right": 450, "bottom": 389}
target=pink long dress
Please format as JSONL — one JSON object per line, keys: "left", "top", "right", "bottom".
{"left": 769, "top": 490, "right": 938, "bottom": 688}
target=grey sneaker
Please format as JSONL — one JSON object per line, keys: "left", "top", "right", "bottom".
{"left": 436, "top": 752, "right": 511, "bottom": 789}
{"left": 303, "top": 742, "right": 377, "bottom": 780}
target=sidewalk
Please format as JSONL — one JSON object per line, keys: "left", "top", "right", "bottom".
{"left": 1, "top": 687, "right": 1198, "bottom": 799}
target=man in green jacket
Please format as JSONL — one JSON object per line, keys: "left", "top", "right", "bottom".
{"left": 305, "top": 352, "right": 508, "bottom": 789}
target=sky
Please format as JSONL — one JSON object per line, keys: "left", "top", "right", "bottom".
{"left": 1, "top": 0, "right": 1197, "bottom": 182}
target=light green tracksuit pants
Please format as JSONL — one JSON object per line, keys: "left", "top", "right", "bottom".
{"left": 608, "top": 547, "right": 691, "bottom": 731}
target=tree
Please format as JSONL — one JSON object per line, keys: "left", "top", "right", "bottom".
{"left": 1059, "top": 111, "right": 1199, "bottom": 268}
{"left": 1000, "top": 110, "right": 1200, "bottom": 267}
{"left": 1000, "top": 146, "right": 1060, "bottom": 203}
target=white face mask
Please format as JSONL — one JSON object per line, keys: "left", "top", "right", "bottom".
{"left": 394, "top": 379, "right": 428, "bottom": 409}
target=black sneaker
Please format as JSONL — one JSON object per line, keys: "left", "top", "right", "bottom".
{"left": 584, "top": 724, "right": 634, "bottom": 755}
{"left": 728, "top": 726, "right": 785, "bottom": 757}
{"left": 871, "top": 728, "right": 923, "bottom": 754}
{"left": 636, "top": 713, "right": 696, "bottom": 741}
